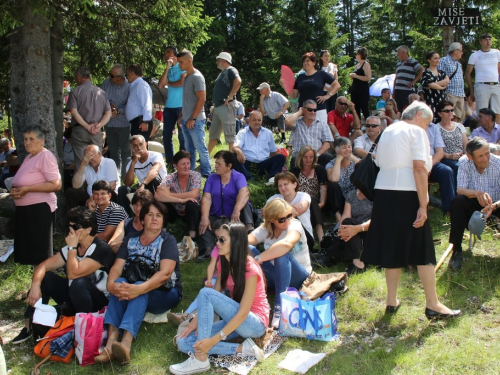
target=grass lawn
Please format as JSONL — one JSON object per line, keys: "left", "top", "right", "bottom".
{"left": 1, "top": 130, "right": 500, "bottom": 374}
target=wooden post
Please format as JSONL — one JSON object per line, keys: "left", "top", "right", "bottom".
{"left": 435, "top": 244, "right": 454, "bottom": 273}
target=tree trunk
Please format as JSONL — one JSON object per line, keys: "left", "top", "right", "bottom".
{"left": 9, "top": 28, "right": 25, "bottom": 156}
{"left": 441, "top": 0, "right": 454, "bottom": 55}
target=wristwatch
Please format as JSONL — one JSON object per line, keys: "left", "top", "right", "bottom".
{"left": 190, "top": 117, "right": 197, "bottom": 121}
{"left": 219, "top": 330, "right": 227, "bottom": 341}
{"left": 68, "top": 246, "right": 77, "bottom": 251}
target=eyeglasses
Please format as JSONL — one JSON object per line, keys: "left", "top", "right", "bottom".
{"left": 305, "top": 108, "right": 318, "bottom": 112}
{"left": 440, "top": 109, "right": 454, "bottom": 113}
{"left": 215, "top": 236, "right": 227, "bottom": 244}
{"left": 69, "top": 223, "right": 82, "bottom": 231}
{"left": 365, "top": 124, "right": 380, "bottom": 128}
{"left": 277, "top": 213, "right": 293, "bottom": 224}
{"left": 338, "top": 102, "right": 348, "bottom": 106}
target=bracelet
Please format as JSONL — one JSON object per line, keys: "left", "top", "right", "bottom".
{"left": 361, "top": 224, "right": 365, "bottom": 232}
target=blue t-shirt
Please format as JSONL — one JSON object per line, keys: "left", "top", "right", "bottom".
{"left": 165, "top": 63, "right": 186, "bottom": 108}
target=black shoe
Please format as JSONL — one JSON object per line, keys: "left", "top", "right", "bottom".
{"left": 347, "top": 264, "right": 365, "bottom": 277}
{"left": 195, "top": 250, "right": 211, "bottom": 262}
{"left": 448, "top": 251, "right": 463, "bottom": 270}
{"left": 425, "top": 308, "right": 462, "bottom": 320}
{"left": 385, "top": 300, "right": 401, "bottom": 314}
{"left": 12, "top": 327, "right": 31, "bottom": 345}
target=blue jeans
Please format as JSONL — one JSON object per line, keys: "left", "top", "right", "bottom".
{"left": 177, "top": 288, "right": 266, "bottom": 356}
{"left": 163, "top": 107, "right": 185, "bottom": 167}
{"left": 234, "top": 154, "right": 286, "bottom": 180}
{"left": 104, "top": 278, "right": 181, "bottom": 339}
{"left": 185, "top": 277, "right": 217, "bottom": 314}
{"left": 181, "top": 119, "right": 211, "bottom": 176}
{"left": 440, "top": 158, "right": 459, "bottom": 191}
{"left": 249, "top": 245, "right": 310, "bottom": 309}
{"left": 429, "top": 161, "right": 456, "bottom": 212}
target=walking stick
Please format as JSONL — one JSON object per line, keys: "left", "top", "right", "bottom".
{"left": 435, "top": 244, "right": 453, "bottom": 273}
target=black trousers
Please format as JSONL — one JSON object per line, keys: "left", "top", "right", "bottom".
{"left": 165, "top": 201, "right": 200, "bottom": 232}
{"left": 326, "top": 182, "right": 345, "bottom": 216}
{"left": 341, "top": 217, "right": 365, "bottom": 260}
{"left": 130, "top": 116, "right": 153, "bottom": 142}
{"left": 24, "top": 272, "right": 108, "bottom": 318}
{"left": 449, "top": 195, "right": 499, "bottom": 252}
{"left": 310, "top": 196, "right": 324, "bottom": 228}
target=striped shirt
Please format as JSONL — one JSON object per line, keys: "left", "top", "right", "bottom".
{"left": 457, "top": 154, "right": 500, "bottom": 201}
{"left": 290, "top": 117, "right": 334, "bottom": 156}
{"left": 96, "top": 202, "right": 128, "bottom": 233}
{"left": 101, "top": 78, "right": 131, "bottom": 128}
{"left": 395, "top": 57, "right": 423, "bottom": 90}
{"left": 437, "top": 54, "right": 465, "bottom": 97}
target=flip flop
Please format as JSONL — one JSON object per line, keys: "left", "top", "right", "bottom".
{"left": 94, "top": 347, "right": 115, "bottom": 364}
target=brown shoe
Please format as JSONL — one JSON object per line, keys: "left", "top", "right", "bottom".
{"left": 94, "top": 348, "right": 115, "bottom": 364}
{"left": 111, "top": 342, "right": 130, "bottom": 364}
{"left": 167, "top": 312, "right": 188, "bottom": 327}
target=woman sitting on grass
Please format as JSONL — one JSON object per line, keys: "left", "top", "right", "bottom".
{"left": 170, "top": 223, "right": 269, "bottom": 375}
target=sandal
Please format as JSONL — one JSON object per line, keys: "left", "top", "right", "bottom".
{"left": 111, "top": 342, "right": 130, "bottom": 364}
{"left": 94, "top": 348, "right": 115, "bottom": 364}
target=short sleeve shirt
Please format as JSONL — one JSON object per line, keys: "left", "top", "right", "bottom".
{"left": 293, "top": 70, "right": 335, "bottom": 110}
{"left": 234, "top": 126, "right": 276, "bottom": 163}
{"left": 161, "top": 170, "right": 202, "bottom": 215}
{"left": 67, "top": 81, "right": 111, "bottom": 125}
{"left": 426, "top": 122, "right": 446, "bottom": 155}
{"left": 354, "top": 133, "right": 377, "bottom": 157}
{"left": 213, "top": 67, "right": 240, "bottom": 106}
{"left": 95, "top": 202, "right": 128, "bottom": 233}
{"left": 165, "top": 63, "right": 186, "bottom": 108}
{"left": 84, "top": 157, "right": 120, "bottom": 196}
{"left": 468, "top": 49, "right": 500, "bottom": 82}
{"left": 262, "top": 91, "right": 288, "bottom": 119}
{"left": 267, "top": 192, "right": 313, "bottom": 237}
{"left": 345, "top": 190, "right": 373, "bottom": 222}
{"left": 395, "top": 57, "right": 423, "bottom": 90}
{"left": 203, "top": 170, "right": 248, "bottom": 217}
{"left": 181, "top": 69, "right": 206, "bottom": 122}
{"left": 125, "top": 151, "right": 168, "bottom": 184}
{"left": 327, "top": 110, "right": 353, "bottom": 137}
{"left": 290, "top": 117, "right": 334, "bottom": 156}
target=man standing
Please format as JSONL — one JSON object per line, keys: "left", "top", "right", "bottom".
{"left": 125, "top": 64, "right": 153, "bottom": 141}
{"left": 67, "top": 67, "right": 111, "bottom": 168}
{"left": 258, "top": 82, "right": 289, "bottom": 143}
{"left": 465, "top": 34, "right": 500, "bottom": 124}
{"left": 438, "top": 42, "right": 466, "bottom": 121}
{"left": 470, "top": 108, "right": 500, "bottom": 143}
{"left": 176, "top": 49, "right": 211, "bottom": 177}
{"left": 393, "top": 45, "right": 425, "bottom": 111}
{"left": 448, "top": 137, "right": 500, "bottom": 270}
{"left": 375, "top": 88, "right": 391, "bottom": 110}
{"left": 101, "top": 64, "right": 130, "bottom": 179}
{"left": 285, "top": 99, "right": 334, "bottom": 167}
{"left": 159, "top": 45, "right": 186, "bottom": 169}
{"left": 208, "top": 52, "right": 242, "bottom": 155}
{"left": 118, "top": 135, "right": 168, "bottom": 216}
{"left": 232, "top": 110, "right": 286, "bottom": 181}
{"left": 327, "top": 96, "right": 363, "bottom": 143}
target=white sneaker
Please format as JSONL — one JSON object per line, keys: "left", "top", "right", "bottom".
{"left": 240, "top": 338, "right": 265, "bottom": 362}
{"left": 265, "top": 177, "right": 275, "bottom": 186}
{"left": 169, "top": 352, "right": 210, "bottom": 375}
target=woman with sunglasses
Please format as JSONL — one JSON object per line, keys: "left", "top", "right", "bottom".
{"left": 436, "top": 100, "right": 468, "bottom": 188}
{"left": 353, "top": 116, "right": 383, "bottom": 159}
{"left": 12, "top": 207, "right": 115, "bottom": 345}
{"left": 421, "top": 51, "right": 450, "bottom": 122}
{"left": 248, "top": 199, "right": 311, "bottom": 328}
{"left": 171, "top": 223, "right": 269, "bottom": 374}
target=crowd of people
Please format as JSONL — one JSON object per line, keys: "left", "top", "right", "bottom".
{"left": 6, "top": 34, "right": 500, "bottom": 372}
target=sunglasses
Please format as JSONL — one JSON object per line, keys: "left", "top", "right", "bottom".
{"left": 338, "top": 102, "right": 348, "bottom": 106}
{"left": 440, "top": 109, "right": 454, "bottom": 113}
{"left": 69, "top": 223, "right": 82, "bottom": 232}
{"left": 215, "top": 236, "right": 227, "bottom": 245}
{"left": 305, "top": 108, "right": 318, "bottom": 112}
{"left": 365, "top": 124, "right": 380, "bottom": 128}
{"left": 277, "top": 213, "right": 293, "bottom": 224}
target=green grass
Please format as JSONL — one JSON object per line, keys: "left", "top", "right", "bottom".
{"left": 2, "top": 131, "right": 500, "bottom": 374}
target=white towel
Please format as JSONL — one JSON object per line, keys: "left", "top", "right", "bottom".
{"left": 277, "top": 349, "right": 326, "bottom": 374}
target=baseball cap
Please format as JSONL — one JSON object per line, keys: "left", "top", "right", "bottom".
{"left": 216, "top": 52, "right": 232, "bottom": 64}
{"left": 468, "top": 211, "right": 486, "bottom": 240}
{"left": 257, "top": 82, "right": 271, "bottom": 90}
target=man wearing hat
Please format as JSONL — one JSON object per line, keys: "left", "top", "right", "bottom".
{"left": 208, "top": 52, "right": 242, "bottom": 155}
{"left": 438, "top": 42, "right": 466, "bottom": 121}
{"left": 258, "top": 82, "right": 289, "bottom": 143}
{"left": 465, "top": 34, "right": 500, "bottom": 124}
{"left": 448, "top": 137, "right": 500, "bottom": 270}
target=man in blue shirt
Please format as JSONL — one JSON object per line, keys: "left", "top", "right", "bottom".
{"left": 258, "top": 82, "right": 289, "bottom": 143}
{"left": 232, "top": 111, "right": 285, "bottom": 181}
{"left": 159, "top": 46, "right": 186, "bottom": 168}
{"left": 470, "top": 108, "right": 500, "bottom": 143}
{"left": 125, "top": 64, "right": 153, "bottom": 141}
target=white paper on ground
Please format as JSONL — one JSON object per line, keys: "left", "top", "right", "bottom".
{"left": 277, "top": 349, "right": 326, "bottom": 374}
{"left": 32, "top": 299, "right": 58, "bottom": 327}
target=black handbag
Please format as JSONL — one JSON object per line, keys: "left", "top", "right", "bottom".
{"left": 122, "top": 255, "right": 172, "bottom": 292}
{"left": 349, "top": 133, "right": 381, "bottom": 201}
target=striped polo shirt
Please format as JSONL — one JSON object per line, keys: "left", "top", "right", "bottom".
{"left": 96, "top": 202, "right": 128, "bottom": 233}
{"left": 395, "top": 57, "right": 423, "bottom": 90}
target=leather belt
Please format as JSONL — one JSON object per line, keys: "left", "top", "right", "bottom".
{"left": 477, "top": 82, "right": 498, "bottom": 85}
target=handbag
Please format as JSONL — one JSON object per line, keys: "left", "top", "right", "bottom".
{"left": 74, "top": 308, "right": 107, "bottom": 366}
{"left": 34, "top": 315, "right": 75, "bottom": 364}
{"left": 279, "top": 287, "right": 339, "bottom": 342}
{"left": 349, "top": 133, "right": 381, "bottom": 201}
{"left": 300, "top": 271, "right": 348, "bottom": 300}
{"left": 122, "top": 255, "right": 173, "bottom": 291}
{"left": 178, "top": 236, "right": 199, "bottom": 263}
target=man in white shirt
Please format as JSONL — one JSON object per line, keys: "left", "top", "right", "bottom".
{"left": 118, "top": 135, "right": 168, "bottom": 215}
{"left": 465, "top": 34, "right": 500, "bottom": 124}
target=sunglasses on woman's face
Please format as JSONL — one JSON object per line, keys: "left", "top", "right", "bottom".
{"left": 215, "top": 236, "right": 227, "bottom": 245}
{"left": 277, "top": 213, "right": 293, "bottom": 224}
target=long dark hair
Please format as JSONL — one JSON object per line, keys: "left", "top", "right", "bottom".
{"left": 219, "top": 222, "right": 252, "bottom": 303}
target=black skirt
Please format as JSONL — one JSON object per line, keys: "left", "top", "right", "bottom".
{"left": 361, "top": 190, "right": 436, "bottom": 268}
{"left": 14, "top": 203, "right": 54, "bottom": 265}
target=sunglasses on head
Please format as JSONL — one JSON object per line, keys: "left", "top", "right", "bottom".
{"left": 441, "top": 109, "right": 454, "bottom": 113}
{"left": 277, "top": 213, "right": 293, "bottom": 224}
{"left": 305, "top": 108, "right": 318, "bottom": 112}
{"left": 365, "top": 124, "right": 380, "bottom": 128}
{"left": 338, "top": 102, "right": 348, "bottom": 106}
{"left": 215, "top": 236, "right": 227, "bottom": 245}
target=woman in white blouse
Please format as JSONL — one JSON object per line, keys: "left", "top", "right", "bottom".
{"left": 361, "top": 101, "right": 461, "bottom": 320}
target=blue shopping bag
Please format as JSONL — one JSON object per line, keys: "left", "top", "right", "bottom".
{"left": 279, "top": 287, "right": 339, "bottom": 342}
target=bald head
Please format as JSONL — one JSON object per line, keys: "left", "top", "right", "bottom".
{"left": 84, "top": 144, "right": 101, "bottom": 155}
